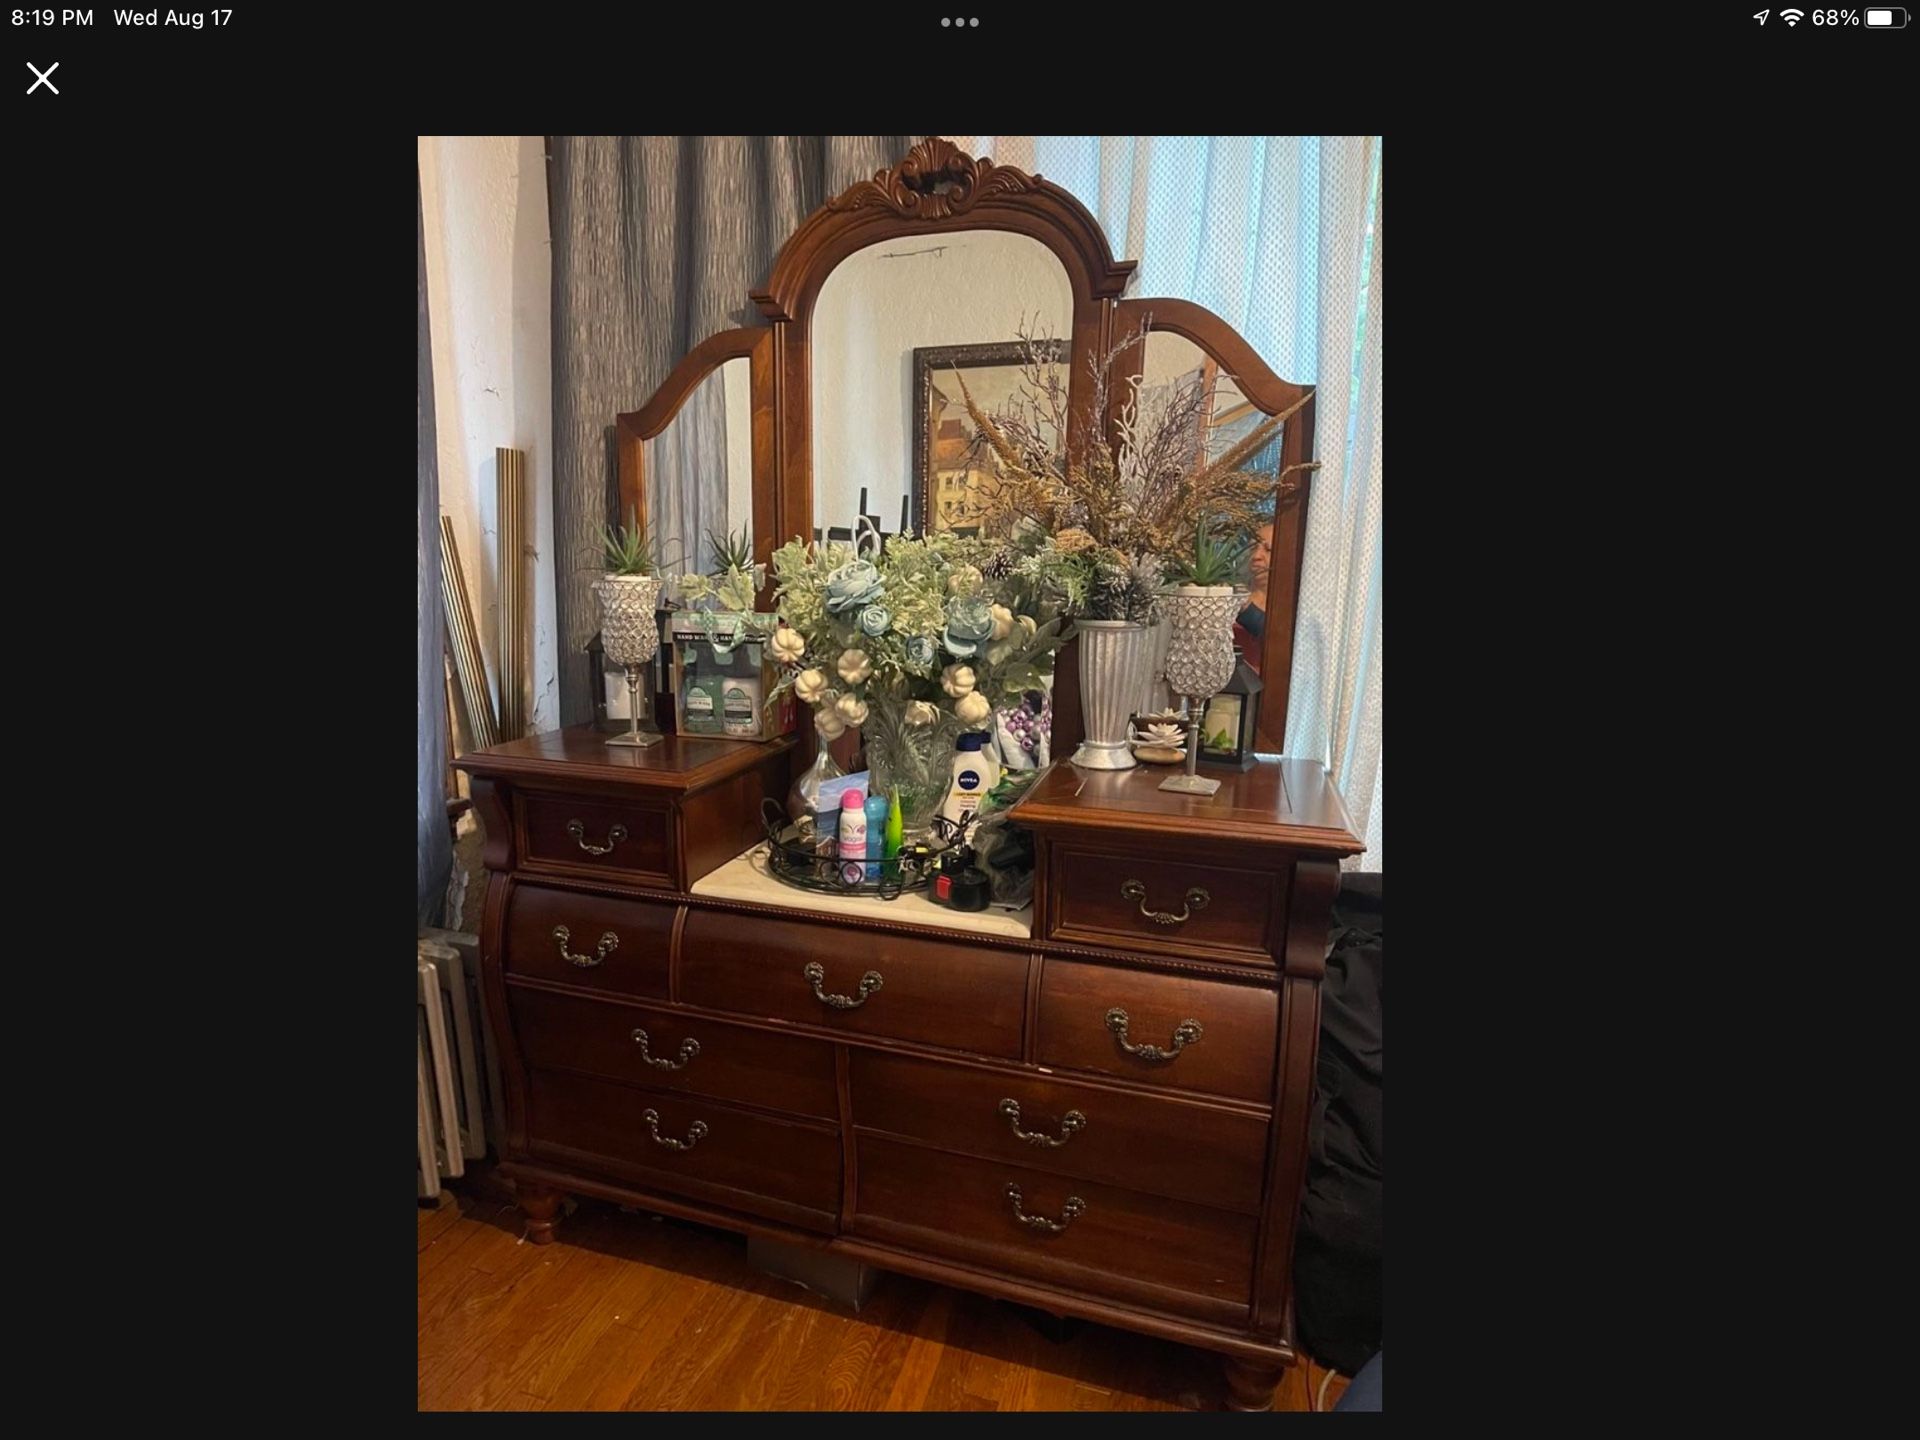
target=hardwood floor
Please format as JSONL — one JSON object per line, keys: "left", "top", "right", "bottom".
{"left": 418, "top": 1166, "right": 1352, "bottom": 1412}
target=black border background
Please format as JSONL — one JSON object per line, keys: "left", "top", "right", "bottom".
{"left": 13, "top": 7, "right": 1914, "bottom": 1420}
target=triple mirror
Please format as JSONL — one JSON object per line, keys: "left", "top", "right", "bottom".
{"left": 615, "top": 139, "right": 1314, "bottom": 751}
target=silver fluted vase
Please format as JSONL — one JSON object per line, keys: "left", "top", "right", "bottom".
{"left": 1159, "top": 587, "right": 1247, "bottom": 795}
{"left": 1071, "top": 619, "right": 1155, "bottom": 770}
{"left": 593, "top": 573, "right": 663, "bottom": 748}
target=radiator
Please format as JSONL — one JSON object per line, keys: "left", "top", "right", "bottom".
{"left": 416, "top": 931, "right": 503, "bottom": 1198}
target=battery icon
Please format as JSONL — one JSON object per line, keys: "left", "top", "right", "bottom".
{"left": 1865, "top": 7, "right": 1906, "bottom": 24}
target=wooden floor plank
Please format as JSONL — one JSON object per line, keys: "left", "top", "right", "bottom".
{"left": 419, "top": 1172, "right": 1346, "bottom": 1413}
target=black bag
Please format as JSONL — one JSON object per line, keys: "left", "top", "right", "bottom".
{"left": 1292, "top": 871, "right": 1382, "bottom": 1376}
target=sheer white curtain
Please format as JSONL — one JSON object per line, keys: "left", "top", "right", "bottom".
{"left": 959, "top": 136, "right": 1382, "bottom": 870}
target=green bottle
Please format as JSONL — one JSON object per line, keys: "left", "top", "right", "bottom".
{"left": 885, "top": 792, "right": 904, "bottom": 857}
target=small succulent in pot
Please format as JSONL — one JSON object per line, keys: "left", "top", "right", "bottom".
{"left": 603, "top": 507, "right": 660, "bottom": 576}
{"left": 1163, "top": 519, "right": 1253, "bottom": 594}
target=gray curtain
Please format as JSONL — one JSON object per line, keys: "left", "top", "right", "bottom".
{"left": 418, "top": 174, "right": 452, "bottom": 925}
{"left": 648, "top": 367, "right": 728, "bottom": 577}
{"left": 548, "top": 135, "right": 916, "bottom": 723}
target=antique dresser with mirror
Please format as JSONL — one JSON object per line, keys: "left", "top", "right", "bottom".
{"left": 457, "top": 138, "right": 1363, "bottom": 1410}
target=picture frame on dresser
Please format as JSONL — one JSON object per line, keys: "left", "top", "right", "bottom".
{"left": 910, "top": 339, "right": 1069, "bottom": 537}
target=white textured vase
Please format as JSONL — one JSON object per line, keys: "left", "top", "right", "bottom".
{"left": 1071, "top": 619, "right": 1153, "bottom": 770}
{"left": 593, "top": 574, "right": 662, "bottom": 667}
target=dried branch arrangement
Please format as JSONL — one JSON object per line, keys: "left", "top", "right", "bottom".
{"left": 954, "top": 323, "right": 1316, "bottom": 621}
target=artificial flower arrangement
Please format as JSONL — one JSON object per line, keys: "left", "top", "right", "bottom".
{"left": 766, "top": 526, "right": 1067, "bottom": 835}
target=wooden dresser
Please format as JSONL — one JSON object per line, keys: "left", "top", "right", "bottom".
{"left": 456, "top": 727, "right": 1363, "bottom": 1410}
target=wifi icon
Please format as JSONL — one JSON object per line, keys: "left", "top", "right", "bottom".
{"left": 1781, "top": 7, "right": 1805, "bottom": 20}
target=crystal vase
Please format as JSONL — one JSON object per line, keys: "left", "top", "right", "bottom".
{"left": 1159, "top": 587, "right": 1246, "bottom": 795}
{"left": 593, "top": 574, "right": 663, "bottom": 748}
{"left": 860, "top": 698, "right": 955, "bottom": 843}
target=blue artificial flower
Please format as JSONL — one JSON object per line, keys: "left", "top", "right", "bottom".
{"left": 824, "top": 560, "right": 885, "bottom": 615}
{"left": 943, "top": 596, "right": 996, "bottom": 658}
{"left": 905, "top": 634, "right": 937, "bottom": 669}
{"left": 858, "top": 604, "right": 891, "bottom": 637}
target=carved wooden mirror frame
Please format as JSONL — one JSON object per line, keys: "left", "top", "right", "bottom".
{"left": 618, "top": 137, "right": 1315, "bottom": 753}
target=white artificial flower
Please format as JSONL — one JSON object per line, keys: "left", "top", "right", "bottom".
{"left": 835, "top": 694, "right": 870, "bottom": 727}
{"left": 989, "top": 603, "right": 1014, "bottom": 640}
{"left": 941, "top": 664, "right": 976, "bottom": 698}
{"left": 905, "top": 700, "right": 939, "bottom": 727}
{"left": 814, "top": 707, "right": 846, "bottom": 739}
{"left": 793, "top": 668, "right": 829, "bottom": 704}
{"left": 770, "top": 626, "right": 808, "bottom": 663}
{"left": 954, "top": 691, "right": 992, "bottom": 725}
{"left": 837, "top": 648, "right": 873, "bottom": 685}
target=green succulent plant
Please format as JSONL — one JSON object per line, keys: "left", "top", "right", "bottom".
{"left": 603, "top": 507, "right": 659, "bottom": 576}
{"left": 707, "top": 523, "right": 755, "bottom": 576}
{"left": 1164, "top": 519, "right": 1252, "bottom": 589}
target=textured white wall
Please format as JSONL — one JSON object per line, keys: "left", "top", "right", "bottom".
{"left": 811, "top": 230, "right": 1072, "bottom": 538}
{"left": 418, "top": 135, "right": 558, "bottom": 735}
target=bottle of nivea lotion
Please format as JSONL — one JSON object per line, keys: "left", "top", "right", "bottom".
{"left": 838, "top": 788, "right": 868, "bottom": 879}
{"left": 939, "top": 732, "right": 999, "bottom": 831}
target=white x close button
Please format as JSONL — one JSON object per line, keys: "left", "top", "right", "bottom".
{"left": 27, "top": 62, "right": 60, "bottom": 96}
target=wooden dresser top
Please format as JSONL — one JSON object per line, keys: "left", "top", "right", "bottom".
{"left": 454, "top": 726, "right": 795, "bottom": 794}
{"left": 1012, "top": 757, "right": 1365, "bottom": 856}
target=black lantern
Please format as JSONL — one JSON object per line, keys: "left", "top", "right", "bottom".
{"left": 587, "top": 622, "right": 671, "bottom": 733}
{"left": 1198, "top": 653, "right": 1264, "bottom": 770}
{"left": 586, "top": 632, "right": 615, "bottom": 731}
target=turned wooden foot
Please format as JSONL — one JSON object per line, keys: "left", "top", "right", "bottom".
{"left": 517, "top": 1182, "right": 565, "bottom": 1245}
{"left": 1223, "top": 1356, "right": 1285, "bottom": 1412}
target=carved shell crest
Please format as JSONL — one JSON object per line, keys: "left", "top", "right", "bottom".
{"left": 828, "top": 137, "right": 1039, "bottom": 220}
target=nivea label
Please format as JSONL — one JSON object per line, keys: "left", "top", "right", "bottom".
{"left": 956, "top": 766, "right": 982, "bottom": 792}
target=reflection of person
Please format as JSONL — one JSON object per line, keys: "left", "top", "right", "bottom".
{"left": 1233, "top": 518, "right": 1274, "bottom": 671}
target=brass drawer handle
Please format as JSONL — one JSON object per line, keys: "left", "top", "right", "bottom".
{"left": 1106, "top": 1007, "right": 1204, "bottom": 1061}
{"left": 640, "top": 1108, "right": 708, "bottom": 1152}
{"left": 1005, "top": 1183, "right": 1086, "bottom": 1234}
{"left": 803, "top": 961, "right": 883, "bottom": 1010}
{"left": 998, "top": 1098, "right": 1087, "bottom": 1148}
{"left": 552, "top": 924, "right": 618, "bottom": 968}
{"left": 631, "top": 1027, "right": 700, "bottom": 1070}
{"left": 568, "top": 818, "right": 628, "bottom": 856}
{"left": 1120, "top": 878, "right": 1209, "bottom": 926}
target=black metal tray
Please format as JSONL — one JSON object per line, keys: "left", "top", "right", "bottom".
{"left": 758, "top": 799, "right": 938, "bottom": 901}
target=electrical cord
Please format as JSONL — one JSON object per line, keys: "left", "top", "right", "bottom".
{"left": 1315, "top": 1366, "right": 1337, "bottom": 1412}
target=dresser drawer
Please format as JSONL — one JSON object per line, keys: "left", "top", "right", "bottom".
{"left": 524, "top": 1068, "right": 841, "bottom": 1232}
{"left": 1045, "top": 842, "right": 1285, "bottom": 964}
{"left": 1034, "top": 960, "right": 1277, "bottom": 1104}
{"left": 503, "top": 884, "right": 673, "bottom": 999}
{"left": 849, "top": 1051, "right": 1268, "bottom": 1213}
{"left": 510, "top": 987, "right": 839, "bottom": 1122}
{"left": 851, "top": 1136, "right": 1256, "bottom": 1319}
{"left": 520, "top": 791, "right": 673, "bottom": 887}
{"left": 679, "top": 910, "right": 1028, "bottom": 1060}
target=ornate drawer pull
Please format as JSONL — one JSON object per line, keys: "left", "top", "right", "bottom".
{"left": 998, "top": 1098, "right": 1087, "bottom": 1148}
{"left": 640, "top": 1108, "right": 708, "bottom": 1152}
{"left": 1106, "top": 1007, "right": 1204, "bottom": 1061}
{"left": 1005, "top": 1183, "right": 1086, "bottom": 1234}
{"left": 802, "top": 961, "right": 883, "bottom": 1010}
{"left": 631, "top": 1027, "right": 700, "bottom": 1070}
{"left": 1120, "top": 878, "right": 1209, "bottom": 926}
{"left": 567, "top": 818, "right": 628, "bottom": 856}
{"left": 552, "top": 924, "right": 618, "bottom": 968}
